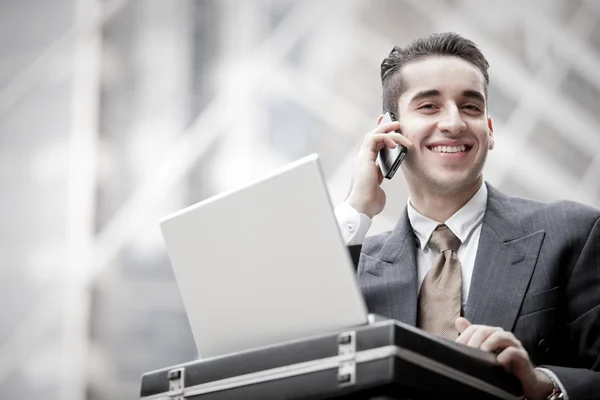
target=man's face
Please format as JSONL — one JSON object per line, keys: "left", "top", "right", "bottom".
{"left": 396, "top": 56, "right": 493, "bottom": 194}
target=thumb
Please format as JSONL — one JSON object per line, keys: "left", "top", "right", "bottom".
{"left": 455, "top": 317, "right": 471, "bottom": 334}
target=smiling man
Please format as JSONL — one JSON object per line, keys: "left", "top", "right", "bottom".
{"left": 335, "top": 33, "right": 600, "bottom": 400}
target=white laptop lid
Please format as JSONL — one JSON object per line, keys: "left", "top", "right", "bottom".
{"left": 160, "top": 154, "right": 368, "bottom": 358}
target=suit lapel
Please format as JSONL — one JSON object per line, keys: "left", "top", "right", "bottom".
{"left": 465, "top": 184, "right": 545, "bottom": 332}
{"left": 358, "top": 208, "right": 419, "bottom": 325}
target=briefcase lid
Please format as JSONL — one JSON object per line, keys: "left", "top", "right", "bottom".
{"left": 140, "top": 318, "right": 522, "bottom": 400}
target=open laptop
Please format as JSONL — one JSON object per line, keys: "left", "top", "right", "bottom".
{"left": 160, "top": 154, "right": 369, "bottom": 358}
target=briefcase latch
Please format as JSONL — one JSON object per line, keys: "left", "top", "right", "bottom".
{"left": 167, "top": 367, "right": 185, "bottom": 399}
{"left": 337, "top": 331, "right": 356, "bottom": 387}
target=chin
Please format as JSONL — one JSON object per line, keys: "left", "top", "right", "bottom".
{"left": 427, "top": 170, "right": 480, "bottom": 192}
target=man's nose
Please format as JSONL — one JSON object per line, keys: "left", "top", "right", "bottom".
{"left": 437, "top": 106, "right": 466, "bottom": 135}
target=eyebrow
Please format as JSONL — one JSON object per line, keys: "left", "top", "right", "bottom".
{"left": 409, "top": 89, "right": 440, "bottom": 103}
{"left": 408, "top": 89, "right": 486, "bottom": 104}
{"left": 462, "top": 89, "right": 486, "bottom": 104}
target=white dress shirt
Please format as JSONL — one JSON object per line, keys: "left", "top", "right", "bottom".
{"left": 336, "top": 183, "right": 488, "bottom": 306}
{"left": 334, "top": 183, "right": 568, "bottom": 398}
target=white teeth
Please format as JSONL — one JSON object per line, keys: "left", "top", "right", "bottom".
{"left": 430, "top": 145, "right": 467, "bottom": 153}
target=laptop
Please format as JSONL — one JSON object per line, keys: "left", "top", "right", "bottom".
{"left": 160, "top": 154, "right": 369, "bottom": 358}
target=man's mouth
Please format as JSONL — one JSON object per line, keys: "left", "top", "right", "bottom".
{"left": 427, "top": 144, "right": 471, "bottom": 154}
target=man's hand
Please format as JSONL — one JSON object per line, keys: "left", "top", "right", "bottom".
{"left": 455, "top": 318, "right": 554, "bottom": 400}
{"left": 345, "top": 121, "right": 413, "bottom": 219}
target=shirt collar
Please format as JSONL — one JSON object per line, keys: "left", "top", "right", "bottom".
{"left": 407, "top": 183, "right": 488, "bottom": 250}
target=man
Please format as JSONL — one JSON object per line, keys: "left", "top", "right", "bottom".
{"left": 335, "top": 32, "right": 600, "bottom": 400}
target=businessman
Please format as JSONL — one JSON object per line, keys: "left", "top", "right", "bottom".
{"left": 335, "top": 33, "right": 600, "bottom": 400}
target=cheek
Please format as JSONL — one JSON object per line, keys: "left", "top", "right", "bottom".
{"left": 469, "top": 121, "right": 492, "bottom": 148}
{"left": 400, "top": 119, "right": 435, "bottom": 144}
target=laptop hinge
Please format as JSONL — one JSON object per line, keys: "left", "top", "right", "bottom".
{"left": 337, "top": 331, "right": 356, "bottom": 387}
{"left": 167, "top": 367, "right": 185, "bottom": 399}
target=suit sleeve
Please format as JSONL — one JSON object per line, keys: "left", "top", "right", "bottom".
{"left": 541, "top": 215, "right": 600, "bottom": 399}
{"left": 348, "top": 244, "right": 363, "bottom": 271}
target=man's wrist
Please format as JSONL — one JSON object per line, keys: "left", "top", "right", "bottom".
{"left": 532, "top": 369, "right": 560, "bottom": 400}
{"left": 345, "top": 198, "right": 374, "bottom": 219}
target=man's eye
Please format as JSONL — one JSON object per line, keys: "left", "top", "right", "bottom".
{"left": 419, "top": 104, "right": 436, "bottom": 110}
{"left": 463, "top": 105, "right": 481, "bottom": 112}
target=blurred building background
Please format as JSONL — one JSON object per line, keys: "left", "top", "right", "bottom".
{"left": 1, "top": 0, "right": 599, "bottom": 399}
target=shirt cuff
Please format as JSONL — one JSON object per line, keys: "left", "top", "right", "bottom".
{"left": 536, "top": 367, "right": 569, "bottom": 400}
{"left": 334, "top": 202, "right": 372, "bottom": 246}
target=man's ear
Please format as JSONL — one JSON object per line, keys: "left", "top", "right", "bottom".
{"left": 487, "top": 117, "right": 495, "bottom": 150}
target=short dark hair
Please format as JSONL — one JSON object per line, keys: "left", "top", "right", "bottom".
{"left": 380, "top": 32, "right": 489, "bottom": 115}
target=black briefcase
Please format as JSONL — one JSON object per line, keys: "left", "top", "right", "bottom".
{"left": 140, "top": 318, "right": 523, "bottom": 400}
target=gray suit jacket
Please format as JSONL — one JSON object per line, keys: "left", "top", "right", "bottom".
{"left": 351, "top": 183, "right": 600, "bottom": 399}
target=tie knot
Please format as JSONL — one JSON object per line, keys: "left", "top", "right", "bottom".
{"left": 428, "top": 224, "right": 460, "bottom": 253}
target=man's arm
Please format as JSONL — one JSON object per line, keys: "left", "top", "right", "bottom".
{"left": 538, "top": 215, "right": 600, "bottom": 399}
{"left": 455, "top": 215, "right": 600, "bottom": 399}
{"left": 334, "top": 116, "right": 412, "bottom": 270}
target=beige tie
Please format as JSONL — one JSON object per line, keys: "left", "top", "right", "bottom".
{"left": 418, "top": 224, "right": 462, "bottom": 340}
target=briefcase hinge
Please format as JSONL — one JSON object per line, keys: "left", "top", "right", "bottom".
{"left": 167, "top": 367, "right": 185, "bottom": 399}
{"left": 337, "top": 331, "right": 356, "bottom": 387}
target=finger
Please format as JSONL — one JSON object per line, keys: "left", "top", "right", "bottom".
{"left": 362, "top": 133, "right": 412, "bottom": 154}
{"left": 385, "top": 133, "right": 413, "bottom": 149}
{"left": 358, "top": 136, "right": 387, "bottom": 157}
{"left": 456, "top": 325, "right": 499, "bottom": 346}
{"left": 361, "top": 133, "right": 388, "bottom": 151}
{"left": 362, "top": 134, "right": 399, "bottom": 153}
{"left": 455, "top": 324, "right": 478, "bottom": 345}
{"left": 383, "top": 136, "right": 398, "bottom": 149}
{"left": 455, "top": 317, "right": 471, "bottom": 334}
{"left": 496, "top": 346, "right": 531, "bottom": 375}
{"left": 374, "top": 121, "right": 401, "bottom": 134}
{"left": 480, "top": 332, "right": 521, "bottom": 353}
{"left": 466, "top": 327, "right": 503, "bottom": 349}
{"left": 496, "top": 347, "right": 539, "bottom": 399}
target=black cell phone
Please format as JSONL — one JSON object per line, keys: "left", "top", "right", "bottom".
{"left": 376, "top": 111, "right": 407, "bottom": 179}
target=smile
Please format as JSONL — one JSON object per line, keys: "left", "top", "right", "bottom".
{"left": 427, "top": 144, "right": 471, "bottom": 154}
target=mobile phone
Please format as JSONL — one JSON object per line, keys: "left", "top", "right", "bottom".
{"left": 376, "top": 112, "right": 407, "bottom": 179}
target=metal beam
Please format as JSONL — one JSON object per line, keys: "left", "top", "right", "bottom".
{"left": 0, "top": 0, "right": 129, "bottom": 119}
{"left": 62, "top": 0, "right": 102, "bottom": 397}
